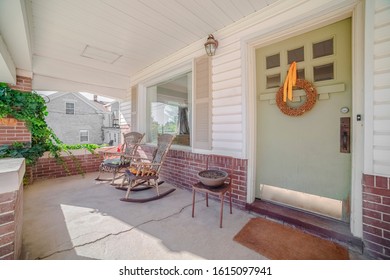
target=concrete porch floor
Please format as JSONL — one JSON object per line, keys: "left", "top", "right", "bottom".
{"left": 21, "top": 172, "right": 368, "bottom": 260}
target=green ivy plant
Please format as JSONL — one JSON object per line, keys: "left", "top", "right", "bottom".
{"left": 0, "top": 83, "right": 101, "bottom": 174}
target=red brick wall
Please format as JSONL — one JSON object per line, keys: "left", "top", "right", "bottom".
{"left": 141, "top": 146, "right": 248, "bottom": 208}
{"left": 0, "top": 187, "right": 23, "bottom": 260}
{"left": 362, "top": 173, "right": 390, "bottom": 259}
{"left": 0, "top": 73, "right": 30, "bottom": 260}
{"left": 29, "top": 152, "right": 103, "bottom": 181}
{"left": 9, "top": 76, "right": 33, "bottom": 92}
{"left": 0, "top": 76, "right": 33, "bottom": 146}
{"left": 0, "top": 119, "right": 31, "bottom": 145}
{"left": 26, "top": 147, "right": 248, "bottom": 207}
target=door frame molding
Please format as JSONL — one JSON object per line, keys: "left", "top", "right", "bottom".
{"left": 243, "top": 2, "right": 364, "bottom": 237}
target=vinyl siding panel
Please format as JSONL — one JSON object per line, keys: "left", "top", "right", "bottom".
{"left": 211, "top": 43, "right": 243, "bottom": 155}
{"left": 119, "top": 101, "right": 131, "bottom": 127}
{"left": 372, "top": 0, "right": 390, "bottom": 175}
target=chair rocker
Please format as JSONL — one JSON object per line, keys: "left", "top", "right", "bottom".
{"left": 95, "top": 131, "right": 144, "bottom": 185}
{"left": 117, "top": 134, "right": 175, "bottom": 203}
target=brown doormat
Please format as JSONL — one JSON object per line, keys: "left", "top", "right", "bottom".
{"left": 233, "top": 217, "right": 349, "bottom": 260}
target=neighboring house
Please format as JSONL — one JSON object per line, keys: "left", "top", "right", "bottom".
{"left": 102, "top": 100, "right": 121, "bottom": 146}
{"left": 45, "top": 92, "right": 109, "bottom": 145}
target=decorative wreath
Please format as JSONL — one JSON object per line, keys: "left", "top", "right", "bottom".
{"left": 275, "top": 79, "right": 317, "bottom": 117}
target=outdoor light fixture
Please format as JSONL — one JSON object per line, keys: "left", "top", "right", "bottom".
{"left": 204, "top": 34, "right": 218, "bottom": 56}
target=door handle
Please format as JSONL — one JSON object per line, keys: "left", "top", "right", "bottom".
{"left": 340, "top": 117, "right": 350, "bottom": 153}
{"left": 343, "top": 131, "right": 348, "bottom": 151}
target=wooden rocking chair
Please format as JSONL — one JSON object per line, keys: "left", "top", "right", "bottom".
{"left": 117, "top": 134, "right": 175, "bottom": 203}
{"left": 95, "top": 131, "right": 144, "bottom": 185}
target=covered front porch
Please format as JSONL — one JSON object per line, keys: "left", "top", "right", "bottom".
{"left": 1, "top": 0, "right": 389, "bottom": 261}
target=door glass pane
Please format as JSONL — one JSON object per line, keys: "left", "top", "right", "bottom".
{"left": 313, "top": 63, "right": 334, "bottom": 81}
{"left": 297, "top": 69, "right": 305, "bottom": 79}
{"left": 266, "top": 53, "right": 280, "bottom": 69}
{"left": 288, "top": 47, "right": 304, "bottom": 64}
{"left": 313, "top": 38, "right": 333, "bottom": 58}
{"left": 266, "top": 74, "right": 280, "bottom": 88}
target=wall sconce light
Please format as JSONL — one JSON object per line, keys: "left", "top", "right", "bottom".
{"left": 204, "top": 34, "right": 218, "bottom": 56}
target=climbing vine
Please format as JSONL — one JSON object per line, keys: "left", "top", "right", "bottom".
{"left": 0, "top": 83, "right": 101, "bottom": 171}
{"left": 0, "top": 82, "right": 63, "bottom": 164}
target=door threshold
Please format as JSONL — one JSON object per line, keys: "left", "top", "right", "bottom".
{"left": 246, "top": 199, "right": 363, "bottom": 253}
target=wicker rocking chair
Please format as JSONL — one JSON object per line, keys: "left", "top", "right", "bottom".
{"left": 117, "top": 134, "right": 175, "bottom": 203}
{"left": 95, "top": 131, "right": 144, "bottom": 185}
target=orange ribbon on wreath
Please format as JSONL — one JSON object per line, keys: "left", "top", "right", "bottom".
{"left": 283, "top": 61, "right": 297, "bottom": 102}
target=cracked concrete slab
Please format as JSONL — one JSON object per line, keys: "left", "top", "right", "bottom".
{"left": 21, "top": 172, "right": 265, "bottom": 260}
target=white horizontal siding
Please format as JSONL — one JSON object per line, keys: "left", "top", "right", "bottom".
{"left": 213, "top": 132, "right": 243, "bottom": 141}
{"left": 375, "top": 88, "right": 390, "bottom": 102}
{"left": 213, "top": 59, "right": 241, "bottom": 74}
{"left": 211, "top": 34, "right": 243, "bottom": 156}
{"left": 374, "top": 134, "right": 390, "bottom": 146}
{"left": 372, "top": 0, "right": 390, "bottom": 175}
{"left": 119, "top": 101, "right": 131, "bottom": 127}
{"left": 214, "top": 86, "right": 241, "bottom": 98}
{"left": 375, "top": 56, "right": 390, "bottom": 73}
{"left": 374, "top": 40, "right": 390, "bottom": 57}
{"left": 213, "top": 105, "right": 243, "bottom": 116}
{"left": 213, "top": 77, "right": 242, "bottom": 91}
{"left": 213, "top": 114, "right": 242, "bottom": 124}
{"left": 213, "top": 95, "right": 242, "bottom": 107}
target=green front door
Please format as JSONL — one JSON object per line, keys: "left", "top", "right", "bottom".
{"left": 255, "top": 18, "right": 352, "bottom": 221}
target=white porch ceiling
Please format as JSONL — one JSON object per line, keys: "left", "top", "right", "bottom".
{"left": 0, "top": 0, "right": 278, "bottom": 100}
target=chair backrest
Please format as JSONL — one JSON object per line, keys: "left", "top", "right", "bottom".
{"left": 151, "top": 134, "right": 175, "bottom": 170}
{"left": 122, "top": 131, "right": 145, "bottom": 157}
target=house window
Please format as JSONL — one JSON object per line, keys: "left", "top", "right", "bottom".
{"left": 66, "top": 102, "right": 75, "bottom": 114}
{"left": 80, "top": 130, "right": 89, "bottom": 142}
{"left": 146, "top": 73, "right": 191, "bottom": 146}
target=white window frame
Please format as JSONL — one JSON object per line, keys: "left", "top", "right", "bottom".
{"left": 65, "top": 102, "right": 75, "bottom": 115}
{"left": 146, "top": 82, "right": 190, "bottom": 146}
{"left": 136, "top": 63, "right": 193, "bottom": 149}
{"left": 79, "top": 130, "right": 89, "bottom": 143}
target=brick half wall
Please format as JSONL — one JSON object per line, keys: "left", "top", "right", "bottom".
{"left": 0, "top": 158, "right": 25, "bottom": 260}
{"left": 0, "top": 189, "right": 23, "bottom": 260}
{"left": 26, "top": 146, "right": 249, "bottom": 208}
{"left": 141, "top": 146, "right": 248, "bottom": 209}
{"left": 28, "top": 151, "right": 103, "bottom": 181}
{"left": 362, "top": 173, "right": 390, "bottom": 259}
